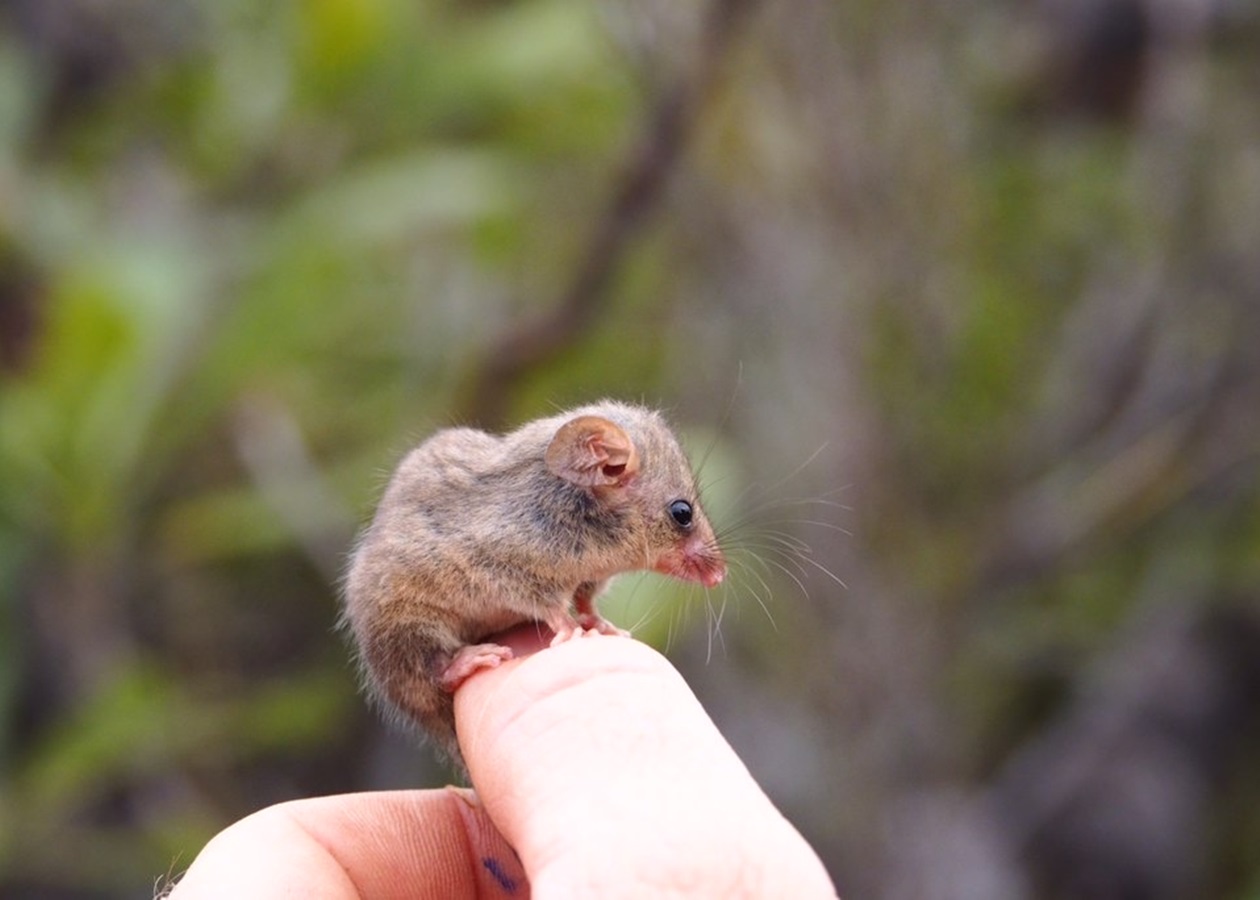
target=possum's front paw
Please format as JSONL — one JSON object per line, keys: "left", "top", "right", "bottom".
{"left": 575, "top": 611, "right": 630, "bottom": 638}
{"left": 547, "top": 613, "right": 585, "bottom": 646}
{"left": 547, "top": 611, "right": 630, "bottom": 645}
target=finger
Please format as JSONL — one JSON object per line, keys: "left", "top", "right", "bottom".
{"left": 454, "top": 636, "right": 836, "bottom": 897}
{"left": 168, "top": 789, "right": 526, "bottom": 900}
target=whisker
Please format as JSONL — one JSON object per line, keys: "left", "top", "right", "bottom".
{"left": 739, "top": 551, "right": 810, "bottom": 600}
{"left": 704, "top": 585, "right": 729, "bottom": 663}
{"left": 703, "top": 589, "right": 716, "bottom": 664}
{"left": 793, "top": 553, "right": 849, "bottom": 590}
{"left": 727, "top": 560, "right": 780, "bottom": 630}
{"left": 715, "top": 490, "right": 854, "bottom": 533}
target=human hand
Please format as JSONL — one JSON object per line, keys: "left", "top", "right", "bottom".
{"left": 168, "top": 629, "right": 837, "bottom": 898}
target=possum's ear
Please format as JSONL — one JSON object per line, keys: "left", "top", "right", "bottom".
{"left": 545, "top": 416, "right": 640, "bottom": 488}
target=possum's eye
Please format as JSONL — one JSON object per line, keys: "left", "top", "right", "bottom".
{"left": 668, "top": 499, "right": 694, "bottom": 530}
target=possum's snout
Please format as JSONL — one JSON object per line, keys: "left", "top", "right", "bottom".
{"left": 654, "top": 532, "right": 726, "bottom": 588}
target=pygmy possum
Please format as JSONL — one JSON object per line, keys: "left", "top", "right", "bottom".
{"left": 343, "top": 400, "right": 727, "bottom": 767}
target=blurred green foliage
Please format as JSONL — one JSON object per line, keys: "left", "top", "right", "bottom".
{"left": 0, "top": 1, "right": 657, "bottom": 894}
{"left": 2, "top": 0, "right": 1260, "bottom": 898}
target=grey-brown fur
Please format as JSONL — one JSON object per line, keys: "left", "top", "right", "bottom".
{"left": 342, "top": 401, "right": 724, "bottom": 769}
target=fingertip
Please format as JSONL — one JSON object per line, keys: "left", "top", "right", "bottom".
{"left": 455, "top": 636, "right": 679, "bottom": 789}
{"left": 453, "top": 637, "right": 836, "bottom": 895}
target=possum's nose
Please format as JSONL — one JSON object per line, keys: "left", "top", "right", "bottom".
{"left": 699, "top": 563, "right": 725, "bottom": 588}
{"left": 655, "top": 529, "right": 725, "bottom": 584}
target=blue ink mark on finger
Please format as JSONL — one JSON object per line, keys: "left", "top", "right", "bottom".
{"left": 482, "top": 856, "right": 519, "bottom": 893}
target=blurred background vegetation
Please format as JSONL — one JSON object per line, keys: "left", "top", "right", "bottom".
{"left": 2, "top": 0, "right": 1260, "bottom": 897}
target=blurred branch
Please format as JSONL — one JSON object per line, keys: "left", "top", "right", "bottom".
{"left": 976, "top": 294, "right": 1260, "bottom": 594}
{"left": 991, "top": 603, "right": 1260, "bottom": 898}
{"left": 459, "top": 0, "right": 760, "bottom": 429}
{"left": 980, "top": 410, "right": 1260, "bottom": 595}
{"left": 0, "top": 251, "right": 44, "bottom": 375}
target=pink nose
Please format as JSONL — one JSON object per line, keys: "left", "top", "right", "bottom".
{"left": 701, "top": 566, "right": 725, "bottom": 588}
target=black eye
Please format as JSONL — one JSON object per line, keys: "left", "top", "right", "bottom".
{"left": 668, "top": 499, "right": 694, "bottom": 529}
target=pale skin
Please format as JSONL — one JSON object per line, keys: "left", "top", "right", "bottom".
{"left": 169, "top": 628, "right": 838, "bottom": 899}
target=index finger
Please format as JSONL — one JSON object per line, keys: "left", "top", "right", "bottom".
{"left": 455, "top": 634, "right": 837, "bottom": 897}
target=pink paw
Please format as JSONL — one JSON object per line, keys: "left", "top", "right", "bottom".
{"left": 576, "top": 612, "right": 630, "bottom": 638}
{"left": 546, "top": 610, "right": 629, "bottom": 647}
{"left": 548, "top": 620, "right": 586, "bottom": 646}
{"left": 439, "top": 643, "right": 514, "bottom": 692}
